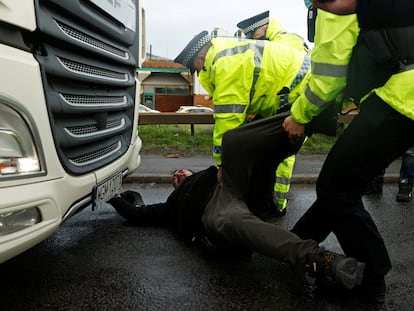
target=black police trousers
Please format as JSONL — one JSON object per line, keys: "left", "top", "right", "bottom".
{"left": 292, "top": 94, "right": 414, "bottom": 279}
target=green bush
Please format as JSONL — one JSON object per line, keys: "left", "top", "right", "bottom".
{"left": 138, "top": 124, "right": 337, "bottom": 155}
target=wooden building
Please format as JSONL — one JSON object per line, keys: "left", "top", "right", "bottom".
{"left": 137, "top": 56, "right": 213, "bottom": 112}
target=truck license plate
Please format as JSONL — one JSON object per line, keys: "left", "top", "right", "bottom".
{"left": 93, "top": 171, "right": 123, "bottom": 210}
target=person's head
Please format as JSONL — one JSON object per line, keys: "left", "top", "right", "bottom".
{"left": 174, "top": 31, "right": 212, "bottom": 74}
{"left": 171, "top": 169, "right": 194, "bottom": 188}
{"left": 237, "top": 10, "right": 270, "bottom": 39}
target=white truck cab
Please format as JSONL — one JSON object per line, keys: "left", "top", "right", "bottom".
{"left": 0, "top": 0, "right": 145, "bottom": 263}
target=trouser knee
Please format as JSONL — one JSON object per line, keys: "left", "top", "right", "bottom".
{"left": 202, "top": 204, "right": 233, "bottom": 235}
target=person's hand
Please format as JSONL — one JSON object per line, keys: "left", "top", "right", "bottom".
{"left": 282, "top": 116, "right": 305, "bottom": 138}
{"left": 311, "top": 0, "right": 356, "bottom": 15}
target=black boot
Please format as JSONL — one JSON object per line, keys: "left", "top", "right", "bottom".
{"left": 305, "top": 250, "right": 365, "bottom": 290}
{"left": 352, "top": 275, "right": 386, "bottom": 304}
{"left": 396, "top": 179, "right": 413, "bottom": 202}
{"left": 315, "top": 273, "right": 386, "bottom": 305}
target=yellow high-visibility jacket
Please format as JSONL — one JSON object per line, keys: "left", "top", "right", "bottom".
{"left": 264, "top": 17, "right": 308, "bottom": 211}
{"left": 290, "top": 10, "right": 360, "bottom": 125}
{"left": 369, "top": 69, "right": 414, "bottom": 121}
{"left": 198, "top": 37, "right": 310, "bottom": 165}
{"left": 266, "top": 18, "right": 308, "bottom": 53}
{"left": 274, "top": 153, "right": 295, "bottom": 210}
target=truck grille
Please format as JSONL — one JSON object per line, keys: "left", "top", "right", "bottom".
{"left": 57, "top": 57, "right": 128, "bottom": 81}
{"left": 60, "top": 94, "right": 127, "bottom": 107}
{"left": 65, "top": 119, "right": 125, "bottom": 137}
{"left": 69, "top": 142, "right": 122, "bottom": 166}
{"left": 34, "top": 0, "right": 138, "bottom": 175}
{"left": 55, "top": 20, "right": 129, "bottom": 59}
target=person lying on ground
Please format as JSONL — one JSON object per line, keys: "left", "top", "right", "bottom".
{"left": 108, "top": 162, "right": 365, "bottom": 291}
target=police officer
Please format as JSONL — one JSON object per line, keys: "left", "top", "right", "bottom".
{"left": 237, "top": 10, "right": 308, "bottom": 52}
{"left": 236, "top": 11, "right": 308, "bottom": 215}
{"left": 284, "top": 0, "right": 414, "bottom": 304}
{"left": 174, "top": 31, "right": 311, "bottom": 219}
{"left": 172, "top": 30, "right": 367, "bottom": 290}
{"left": 284, "top": 5, "right": 359, "bottom": 136}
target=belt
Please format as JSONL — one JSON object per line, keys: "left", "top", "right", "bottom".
{"left": 278, "top": 55, "right": 310, "bottom": 110}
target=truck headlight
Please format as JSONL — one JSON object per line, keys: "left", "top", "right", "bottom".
{"left": 0, "top": 207, "right": 42, "bottom": 235}
{"left": 0, "top": 104, "right": 41, "bottom": 176}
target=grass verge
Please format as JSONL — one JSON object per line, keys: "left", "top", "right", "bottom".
{"left": 138, "top": 124, "right": 338, "bottom": 156}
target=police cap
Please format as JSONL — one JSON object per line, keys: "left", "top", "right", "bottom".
{"left": 174, "top": 30, "right": 211, "bottom": 74}
{"left": 237, "top": 11, "right": 270, "bottom": 39}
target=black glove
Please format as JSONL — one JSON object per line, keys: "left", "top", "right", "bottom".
{"left": 120, "top": 190, "right": 144, "bottom": 206}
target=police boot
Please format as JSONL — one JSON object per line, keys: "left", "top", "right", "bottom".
{"left": 305, "top": 250, "right": 365, "bottom": 290}
{"left": 396, "top": 178, "right": 413, "bottom": 202}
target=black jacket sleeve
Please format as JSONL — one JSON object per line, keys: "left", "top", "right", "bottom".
{"left": 357, "top": 0, "right": 414, "bottom": 29}
{"left": 108, "top": 190, "right": 179, "bottom": 226}
{"left": 108, "top": 166, "right": 218, "bottom": 240}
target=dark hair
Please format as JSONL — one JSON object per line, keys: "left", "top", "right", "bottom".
{"left": 171, "top": 168, "right": 195, "bottom": 175}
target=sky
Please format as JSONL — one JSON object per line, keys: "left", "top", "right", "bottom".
{"left": 140, "top": 0, "right": 309, "bottom": 60}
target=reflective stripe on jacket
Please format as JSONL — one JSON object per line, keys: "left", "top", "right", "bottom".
{"left": 273, "top": 154, "right": 296, "bottom": 210}
{"left": 198, "top": 37, "right": 309, "bottom": 165}
{"left": 290, "top": 10, "right": 360, "bottom": 124}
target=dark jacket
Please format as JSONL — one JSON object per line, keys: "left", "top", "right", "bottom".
{"left": 357, "top": 0, "right": 414, "bottom": 30}
{"left": 110, "top": 166, "right": 218, "bottom": 243}
{"left": 173, "top": 166, "right": 218, "bottom": 242}
{"left": 346, "top": 0, "right": 414, "bottom": 103}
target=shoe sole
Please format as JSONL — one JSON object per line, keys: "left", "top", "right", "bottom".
{"left": 357, "top": 291, "right": 385, "bottom": 305}
{"left": 332, "top": 258, "right": 365, "bottom": 290}
{"left": 396, "top": 195, "right": 412, "bottom": 202}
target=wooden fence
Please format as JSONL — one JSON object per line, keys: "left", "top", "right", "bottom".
{"left": 138, "top": 111, "right": 358, "bottom": 135}
{"left": 138, "top": 112, "right": 214, "bottom": 135}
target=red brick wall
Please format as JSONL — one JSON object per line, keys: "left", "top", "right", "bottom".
{"left": 154, "top": 94, "right": 193, "bottom": 112}
{"left": 193, "top": 95, "right": 213, "bottom": 109}
{"left": 154, "top": 95, "right": 213, "bottom": 111}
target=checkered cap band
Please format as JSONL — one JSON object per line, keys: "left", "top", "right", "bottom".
{"left": 174, "top": 31, "right": 211, "bottom": 72}
{"left": 237, "top": 11, "right": 270, "bottom": 38}
{"left": 291, "top": 55, "right": 311, "bottom": 90}
{"left": 181, "top": 33, "right": 210, "bottom": 67}
{"left": 242, "top": 17, "right": 269, "bottom": 36}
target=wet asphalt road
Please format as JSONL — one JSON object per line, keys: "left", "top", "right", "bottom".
{"left": 1, "top": 183, "right": 413, "bottom": 311}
